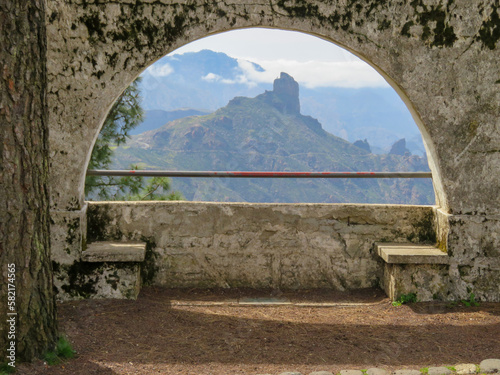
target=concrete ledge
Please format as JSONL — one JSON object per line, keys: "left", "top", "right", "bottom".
{"left": 82, "top": 241, "right": 146, "bottom": 262}
{"left": 377, "top": 243, "right": 448, "bottom": 264}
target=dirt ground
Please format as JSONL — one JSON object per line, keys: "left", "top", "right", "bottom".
{"left": 18, "top": 287, "right": 500, "bottom": 375}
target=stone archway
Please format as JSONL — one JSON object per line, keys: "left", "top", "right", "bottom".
{"left": 46, "top": 0, "right": 500, "bottom": 301}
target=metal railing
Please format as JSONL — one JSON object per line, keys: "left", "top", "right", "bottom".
{"left": 87, "top": 170, "right": 432, "bottom": 179}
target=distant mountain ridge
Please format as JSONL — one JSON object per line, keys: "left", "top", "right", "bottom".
{"left": 139, "top": 50, "right": 427, "bottom": 155}
{"left": 139, "top": 50, "right": 267, "bottom": 115}
{"left": 114, "top": 73, "right": 434, "bottom": 204}
{"left": 130, "top": 109, "right": 211, "bottom": 135}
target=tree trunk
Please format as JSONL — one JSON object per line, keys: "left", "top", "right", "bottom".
{"left": 0, "top": 0, "right": 57, "bottom": 364}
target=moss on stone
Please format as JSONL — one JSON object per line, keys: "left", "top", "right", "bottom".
{"left": 378, "top": 18, "right": 391, "bottom": 31}
{"left": 160, "top": 13, "right": 188, "bottom": 46}
{"left": 216, "top": 8, "right": 227, "bottom": 18}
{"left": 49, "top": 11, "right": 58, "bottom": 23}
{"left": 52, "top": 261, "right": 61, "bottom": 274}
{"left": 458, "top": 265, "right": 471, "bottom": 277}
{"left": 106, "top": 52, "right": 119, "bottom": 69}
{"left": 140, "top": 236, "right": 159, "bottom": 286}
{"left": 476, "top": 3, "right": 500, "bottom": 50}
{"left": 402, "top": 1, "right": 457, "bottom": 47}
{"left": 276, "top": 0, "right": 321, "bottom": 18}
{"left": 437, "top": 239, "right": 447, "bottom": 253}
{"left": 468, "top": 120, "right": 479, "bottom": 137}
{"left": 61, "top": 262, "right": 101, "bottom": 298}
{"left": 407, "top": 210, "right": 437, "bottom": 244}
{"left": 60, "top": 261, "right": 140, "bottom": 298}
{"left": 64, "top": 218, "right": 80, "bottom": 254}
{"left": 105, "top": 270, "right": 120, "bottom": 290}
{"left": 110, "top": 18, "right": 160, "bottom": 51}
{"left": 365, "top": 1, "right": 387, "bottom": 18}
{"left": 66, "top": 196, "right": 81, "bottom": 211}
{"left": 92, "top": 70, "right": 105, "bottom": 79}
{"left": 65, "top": 218, "right": 79, "bottom": 245}
{"left": 87, "top": 204, "right": 121, "bottom": 242}
{"left": 79, "top": 11, "right": 107, "bottom": 43}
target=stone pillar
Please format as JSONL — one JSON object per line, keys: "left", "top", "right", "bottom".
{"left": 443, "top": 210, "right": 500, "bottom": 301}
{"left": 50, "top": 205, "right": 87, "bottom": 299}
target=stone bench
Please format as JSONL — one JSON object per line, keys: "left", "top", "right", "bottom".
{"left": 377, "top": 243, "right": 448, "bottom": 264}
{"left": 376, "top": 243, "right": 450, "bottom": 302}
{"left": 79, "top": 241, "right": 147, "bottom": 300}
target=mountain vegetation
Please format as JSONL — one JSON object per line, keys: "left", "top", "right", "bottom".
{"left": 139, "top": 50, "right": 426, "bottom": 155}
{"left": 111, "top": 73, "right": 434, "bottom": 204}
{"left": 85, "top": 78, "right": 183, "bottom": 201}
{"left": 129, "top": 108, "right": 210, "bottom": 135}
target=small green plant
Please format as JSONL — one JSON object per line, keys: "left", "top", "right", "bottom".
{"left": 446, "top": 366, "right": 456, "bottom": 372}
{"left": 43, "top": 336, "right": 76, "bottom": 365}
{"left": 361, "top": 370, "right": 368, "bottom": 374}
{"left": 392, "top": 293, "right": 418, "bottom": 306}
{"left": 0, "top": 362, "right": 16, "bottom": 374}
{"left": 461, "top": 293, "right": 480, "bottom": 307}
{"left": 43, "top": 351, "right": 59, "bottom": 366}
{"left": 420, "top": 367, "right": 429, "bottom": 374}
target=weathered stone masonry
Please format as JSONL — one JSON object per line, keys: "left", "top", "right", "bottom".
{"left": 46, "top": 0, "right": 500, "bottom": 300}
{"left": 84, "top": 202, "right": 437, "bottom": 291}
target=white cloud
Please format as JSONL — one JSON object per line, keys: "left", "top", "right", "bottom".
{"left": 146, "top": 63, "right": 174, "bottom": 77}
{"left": 202, "top": 73, "right": 221, "bottom": 82}
{"left": 236, "top": 58, "right": 389, "bottom": 89}
{"left": 172, "top": 28, "right": 391, "bottom": 88}
{"left": 174, "top": 28, "right": 354, "bottom": 63}
{"left": 202, "top": 71, "right": 258, "bottom": 87}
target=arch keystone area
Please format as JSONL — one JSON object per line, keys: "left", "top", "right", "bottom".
{"left": 46, "top": 0, "right": 500, "bottom": 301}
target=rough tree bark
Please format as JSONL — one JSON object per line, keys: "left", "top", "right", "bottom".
{"left": 0, "top": 0, "right": 57, "bottom": 363}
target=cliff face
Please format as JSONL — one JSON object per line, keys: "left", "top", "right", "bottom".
{"left": 389, "top": 138, "right": 410, "bottom": 156}
{"left": 256, "top": 72, "right": 301, "bottom": 115}
{"left": 271, "top": 72, "right": 301, "bottom": 114}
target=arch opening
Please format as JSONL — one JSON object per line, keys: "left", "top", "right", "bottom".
{"left": 85, "top": 28, "right": 440, "bottom": 207}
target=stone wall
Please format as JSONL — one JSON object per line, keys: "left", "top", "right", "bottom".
{"left": 83, "top": 202, "right": 437, "bottom": 291}
{"left": 45, "top": 0, "right": 500, "bottom": 301}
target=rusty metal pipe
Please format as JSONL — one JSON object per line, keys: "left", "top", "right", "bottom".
{"left": 87, "top": 170, "right": 432, "bottom": 178}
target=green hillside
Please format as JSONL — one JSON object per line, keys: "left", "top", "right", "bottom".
{"left": 112, "top": 73, "right": 434, "bottom": 204}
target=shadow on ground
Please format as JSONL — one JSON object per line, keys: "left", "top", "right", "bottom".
{"left": 17, "top": 287, "right": 500, "bottom": 375}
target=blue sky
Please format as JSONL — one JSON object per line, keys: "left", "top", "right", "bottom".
{"left": 151, "top": 28, "right": 389, "bottom": 89}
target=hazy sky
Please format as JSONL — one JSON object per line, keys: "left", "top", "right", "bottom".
{"left": 174, "top": 28, "right": 353, "bottom": 62}
{"left": 155, "top": 28, "right": 389, "bottom": 89}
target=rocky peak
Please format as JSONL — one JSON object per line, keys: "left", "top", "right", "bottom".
{"left": 271, "top": 72, "right": 300, "bottom": 114}
{"left": 389, "top": 138, "right": 411, "bottom": 156}
{"left": 353, "top": 139, "right": 371, "bottom": 153}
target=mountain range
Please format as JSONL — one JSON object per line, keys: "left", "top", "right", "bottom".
{"left": 138, "top": 50, "right": 426, "bottom": 155}
{"left": 112, "top": 73, "right": 434, "bottom": 204}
